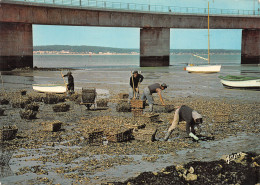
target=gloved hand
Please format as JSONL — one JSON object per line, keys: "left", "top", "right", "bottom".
{"left": 189, "top": 132, "right": 199, "bottom": 141}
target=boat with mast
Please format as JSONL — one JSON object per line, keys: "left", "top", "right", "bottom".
{"left": 185, "top": 1, "right": 221, "bottom": 73}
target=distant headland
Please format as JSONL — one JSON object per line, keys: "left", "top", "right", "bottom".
{"left": 33, "top": 45, "right": 241, "bottom": 55}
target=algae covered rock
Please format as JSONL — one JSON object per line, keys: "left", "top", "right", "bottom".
{"left": 20, "top": 110, "right": 37, "bottom": 119}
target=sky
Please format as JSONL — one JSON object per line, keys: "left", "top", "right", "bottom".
{"left": 33, "top": 0, "right": 260, "bottom": 50}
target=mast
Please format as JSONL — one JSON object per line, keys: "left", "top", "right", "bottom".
{"left": 208, "top": 1, "right": 210, "bottom": 64}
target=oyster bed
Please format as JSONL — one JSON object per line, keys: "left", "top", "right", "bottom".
{"left": 0, "top": 90, "right": 259, "bottom": 184}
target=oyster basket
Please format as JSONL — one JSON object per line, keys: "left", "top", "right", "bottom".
{"left": 42, "top": 121, "right": 62, "bottom": 132}
{"left": 85, "top": 131, "right": 104, "bottom": 145}
{"left": 106, "top": 129, "right": 133, "bottom": 142}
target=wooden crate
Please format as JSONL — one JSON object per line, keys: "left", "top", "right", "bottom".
{"left": 106, "top": 129, "right": 133, "bottom": 142}
{"left": 132, "top": 108, "right": 143, "bottom": 117}
{"left": 131, "top": 100, "right": 144, "bottom": 109}
{"left": 0, "top": 126, "right": 18, "bottom": 141}
{"left": 133, "top": 128, "right": 157, "bottom": 142}
{"left": 213, "top": 114, "right": 231, "bottom": 123}
{"left": 42, "top": 121, "right": 62, "bottom": 132}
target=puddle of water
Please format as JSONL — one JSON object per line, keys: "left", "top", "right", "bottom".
{"left": 0, "top": 132, "right": 259, "bottom": 184}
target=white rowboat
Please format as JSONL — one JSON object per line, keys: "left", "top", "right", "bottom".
{"left": 32, "top": 84, "right": 67, "bottom": 93}
{"left": 186, "top": 65, "right": 221, "bottom": 73}
{"left": 219, "top": 76, "right": 260, "bottom": 90}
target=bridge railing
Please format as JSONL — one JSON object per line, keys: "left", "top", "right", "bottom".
{"left": 7, "top": 0, "right": 260, "bottom": 16}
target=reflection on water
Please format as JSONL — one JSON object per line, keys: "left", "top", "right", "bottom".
{"left": 0, "top": 145, "right": 14, "bottom": 178}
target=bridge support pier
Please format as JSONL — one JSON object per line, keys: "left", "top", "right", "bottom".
{"left": 0, "top": 22, "right": 33, "bottom": 71}
{"left": 241, "top": 29, "right": 260, "bottom": 65}
{"left": 140, "top": 28, "right": 170, "bottom": 67}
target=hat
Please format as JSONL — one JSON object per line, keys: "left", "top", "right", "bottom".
{"left": 67, "top": 71, "right": 72, "bottom": 75}
{"left": 161, "top": 83, "right": 168, "bottom": 88}
{"left": 133, "top": 71, "right": 138, "bottom": 74}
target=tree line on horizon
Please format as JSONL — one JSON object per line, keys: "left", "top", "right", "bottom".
{"left": 33, "top": 45, "right": 241, "bottom": 54}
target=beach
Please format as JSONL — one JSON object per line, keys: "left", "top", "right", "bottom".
{"left": 0, "top": 62, "right": 259, "bottom": 184}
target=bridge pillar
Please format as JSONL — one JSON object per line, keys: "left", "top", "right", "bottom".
{"left": 0, "top": 22, "right": 33, "bottom": 71}
{"left": 140, "top": 28, "right": 170, "bottom": 67}
{"left": 241, "top": 29, "right": 260, "bottom": 65}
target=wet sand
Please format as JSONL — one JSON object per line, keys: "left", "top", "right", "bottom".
{"left": 0, "top": 68, "right": 259, "bottom": 184}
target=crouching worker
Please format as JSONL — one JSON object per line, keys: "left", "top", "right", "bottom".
{"left": 141, "top": 83, "right": 167, "bottom": 112}
{"left": 62, "top": 71, "right": 74, "bottom": 94}
{"left": 129, "top": 71, "right": 144, "bottom": 100}
{"left": 164, "top": 105, "right": 203, "bottom": 141}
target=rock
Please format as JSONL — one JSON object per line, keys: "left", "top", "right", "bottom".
{"left": 20, "top": 110, "right": 37, "bottom": 119}
{"left": 20, "top": 90, "right": 27, "bottom": 96}
{"left": 25, "top": 103, "right": 39, "bottom": 111}
{"left": 188, "top": 166, "right": 195, "bottom": 174}
{"left": 176, "top": 165, "right": 185, "bottom": 172}
{"left": 185, "top": 173, "right": 197, "bottom": 181}
{"left": 0, "top": 108, "right": 4, "bottom": 116}
{"left": 0, "top": 98, "right": 9, "bottom": 105}
{"left": 152, "top": 172, "right": 158, "bottom": 176}
{"left": 153, "top": 105, "right": 175, "bottom": 113}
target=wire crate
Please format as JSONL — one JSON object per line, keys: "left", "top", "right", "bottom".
{"left": 84, "top": 131, "right": 104, "bottom": 145}
{"left": 133, "top": 128, "right": 157, "bottom": 142}
{"left": 42, "top": 121, "right": 62, "bottom": 132}
{"left": 0, "top": 126, "right": 18, "bottom": 141}
{"left": 106, "top": 129, "right": 133, "bottom": 142}
{"left": 131, "top": 100, "right": 144, "bottom": 109}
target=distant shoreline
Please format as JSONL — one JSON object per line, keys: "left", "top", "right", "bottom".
{"left": 33, "top": 53, "right": 241, "bottom": 56}
{"left": 33, "top": 53, "right": 139, "bottom": 56}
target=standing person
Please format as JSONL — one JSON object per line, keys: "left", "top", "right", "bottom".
{"left": 63, "top": 71, "right": 74, "bottom": 94}
{"left": 164, "top": 105, "right": 203, "bottom": 141}
{"left": 141, "top": 83, "right": 167, "bottom": 112}
{"left": 129, "top": 71, "right": 144, "bottom": 100}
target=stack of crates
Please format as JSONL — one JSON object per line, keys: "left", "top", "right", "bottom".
{"left": 131, "top": 100, "right": 144, "bottom": 117}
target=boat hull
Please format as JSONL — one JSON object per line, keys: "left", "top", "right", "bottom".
{"left": 33, "top": 84, "right": 67, "bottom": 93}
{"left": 220, "top": 79, "right": 260, "bottom": 90}
{"left": 186, "top": 65, "right": 221, "bottom": 73}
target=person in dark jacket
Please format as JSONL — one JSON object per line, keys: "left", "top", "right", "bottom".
{"left": 63, "top": 71, "right": 74, "bottom": 94}
{"left": 141, "top": 83, "right": 167, "bottom": 112}
{"left": 129, "top": 71, "right": 144, "bottom": 100}
{"left": 164, "top": 105, "right": 203, "bottom": 141}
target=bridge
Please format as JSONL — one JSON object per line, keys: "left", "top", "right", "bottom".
{"left": 0, "top": 0, "right": 260, "bottom": 70}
